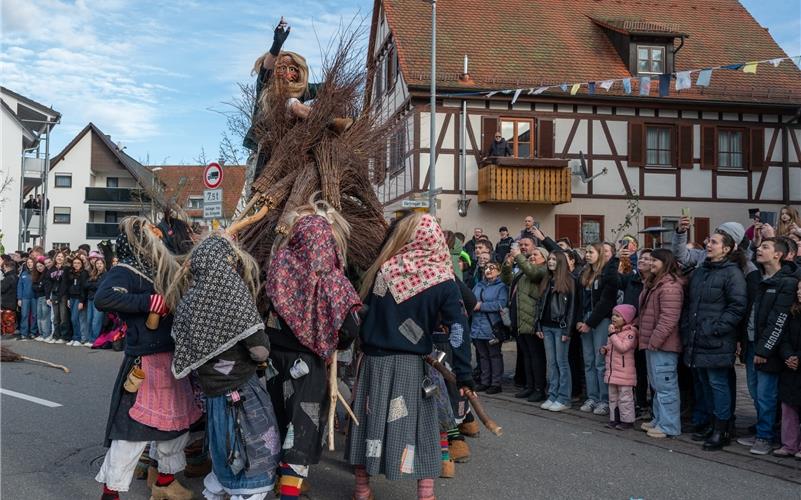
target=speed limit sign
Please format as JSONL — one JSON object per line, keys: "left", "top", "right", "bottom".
{"left": 203, "top": 162, "right": 223, "bottom": 189}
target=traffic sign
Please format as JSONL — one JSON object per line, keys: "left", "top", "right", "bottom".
{"left": 203, "top": 162, "right": 223, "bottom": 189}
{"left": 401, "top": 199, "right": 430, "bottom": 208}
{"left": 203, "top": 203, "right": 222, "bottom": 219}
{"left": 204, "top": 189, "right": 222, "bottom": 204}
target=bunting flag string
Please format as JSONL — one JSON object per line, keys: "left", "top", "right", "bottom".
{"left": 438, "top": 54, "right": 800, "bottom": 99}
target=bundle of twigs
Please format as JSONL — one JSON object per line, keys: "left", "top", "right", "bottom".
{"left": 0, "top": 346, "right": 70, "bottom": 373}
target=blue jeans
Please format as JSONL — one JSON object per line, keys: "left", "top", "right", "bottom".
{"left": 753, "top": 369, "right": 779, "bottom": 440}
{"left": 697, "top": 366, "right": 732, "bottom": 421}
{"left": 581, "top": 318, "right": 610, "bottom": 404}
{"left": 542, "top": 326, "right": 572, "bottom": 405}
{"left": 87, "top": 300, "right": 104, "bottom": 342}
{"left": 691, "top": 368, "right": 710, "bottom": 426}
{"left": 744, "top": 341, "right": 757, "bottom": 403}
{"left": 36, "top": 297, "right": 51, "bottom": 338}
{"left": 19, "top": 298, "right": 38, "bottom": 338}
{"left": 646, "top": 350, "right": 681, "bottom": 435}
{"left": 69, "top": 298, "right": 88, "bottom": 343}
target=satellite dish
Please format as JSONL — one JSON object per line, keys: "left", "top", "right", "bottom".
{"left": 570, "top": 151, "right": 608, "bottom": 183}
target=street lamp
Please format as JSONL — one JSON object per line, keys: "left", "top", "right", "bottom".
{"left": 427, "top": 0, "right": 437, "bottom": 216}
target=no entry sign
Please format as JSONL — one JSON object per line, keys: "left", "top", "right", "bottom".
{"left": 203, "top": 162, "right": 223, "bottom": 189}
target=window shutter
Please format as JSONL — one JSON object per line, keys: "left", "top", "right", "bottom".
{"left": 537, "top": 119, "right": 555, "bottom": 158}
{"left": 748, "top": 127, "right": 766, "bottom": 171}
{"left": 628, "top": 122, "right": 644, "bottom": 167}
{"left": 700, "top": 125, "right": 717, "bottom": 170}
{"left": 694, "top": 217, "right": 710, "bottom": 245}
{"left": 643, "top": 215, "right": 662, "bottom": 248}
{"left": 678, "top": 123, "right": 693, "bottom": 169}
{"left": 555, "top": 215, "right": 581, "bottom": 248}
{"left": 482, "top": 117, "right": 498, "bottom": 157}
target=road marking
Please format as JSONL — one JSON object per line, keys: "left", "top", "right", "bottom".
{"left": 0, "top": 388, "right": 62, "bottom": 408}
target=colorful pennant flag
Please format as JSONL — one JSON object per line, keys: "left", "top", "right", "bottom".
{"left": 570, "top": 83, "right": 581, "bottom": 95}
{"left": 622, "top": 78, "right": 632, "bottom": 94}
{"left": 658, "top": 74, "right": 671, "bottom": 97}
{"left": 742, "top": 62, "right": 758, "bottom": 74}
{"left": 511, "top": 88, "right": 523, "bottom": 104}
{"left": 533, "top": 86, "right": 549, "bottom": 95}
{"left": 675, "top": 71, "right": 692, "bottom": 90}
{"left": 639, "top": 76, "right": 651, "bottom": 96}
{"left": 588, "top": 82, "right": 596, "bottom": 95}
{"left": 487, "top": 91, "right": 498, "bottom": 97}
{"left": 769, "top": 58, "right": 783, "bottom": 67}
{"left": 696, "top": 69, "right": 713, "bottom": 87}
{"left": 600, "top": 80, "right": 615, "bottom": 91}
{"left": 560, "top": 83, "right": 569, "bottom": 92}
{"left": 721, "top": 63, "right": 743, "bottom": 70}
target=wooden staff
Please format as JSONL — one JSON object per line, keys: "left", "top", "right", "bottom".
{"left": 424, "top": 355, "right": 503, "bottom": 437}
{"left": 328, "top": 351, "right": 338, "bottom": 451}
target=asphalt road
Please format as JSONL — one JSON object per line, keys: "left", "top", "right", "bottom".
{"left": 2, "top": 338, "right": 800, "bottom": 500}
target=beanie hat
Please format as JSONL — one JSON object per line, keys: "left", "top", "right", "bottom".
{"left": 536, "top": 247, "right": 550, "bottom": 262}
{"left": 715, "top": 222, "right": 745, "bottom": 246}
{"left": 88, "top": 251, "right": 103, "bottom": 260}
{"left": 36, "top": 256, "right": 46, "bottom": 264}
{"left": 612, "top": 304, "right": 637, "bottom": 325}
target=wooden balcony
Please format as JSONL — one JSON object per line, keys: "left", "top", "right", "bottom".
{"left": 477, "top": 157, "right": 571, "bottom": 204}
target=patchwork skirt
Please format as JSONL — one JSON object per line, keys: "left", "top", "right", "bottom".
{"left": 346, "top": 354, "right": 439, "bottom": 480}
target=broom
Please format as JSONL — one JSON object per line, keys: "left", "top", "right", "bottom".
{"left": 0, "top": 346, "right": 70, "bottom": 373}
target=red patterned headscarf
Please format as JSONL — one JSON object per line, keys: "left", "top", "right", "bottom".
{"left": 264, "top": 215, "right": 361, "bottom": 360}
{"left": 378, "top": 214, "right": 454, "bottom": 304}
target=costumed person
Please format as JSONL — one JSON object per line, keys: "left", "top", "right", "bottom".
{"left": 262, "top": 199, "right": 362, "bottom": 500}
{"left": 94, "top": 217, "right": 202, "bottom": 500}
{"left": 168, "top": 234, "right": 281, "bottom": 500}
{"left": 346, "top": 213, "right": 473, "bottom": 500}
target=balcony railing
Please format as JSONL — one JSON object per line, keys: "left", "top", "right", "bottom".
{"left": 477, "top": 157, "right": 572, "bottom": 205}
{"left": 86, "top": 223, "right": 120, "bottom": 239}
{"left": 22, "top": 157, "right": 45, "bottom": 178}
{"left": 85, "top": 187, "right": 150, "bottom": 204}
{"left": 20, "top": 209, "right": 43, "bottom": 238}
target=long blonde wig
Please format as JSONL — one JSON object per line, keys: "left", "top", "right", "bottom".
{"left": 358, "top": 211, "right": 423, "bottom": 300}
{"left": 118, "top": 216, "right": 182, "bottom": 297}
{"left": 252, "top": 50, "right": 309, "bottom": 111}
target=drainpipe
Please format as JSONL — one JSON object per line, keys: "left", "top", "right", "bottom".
{"left": 458, "top": 55, "right": 471, "bottom": 217}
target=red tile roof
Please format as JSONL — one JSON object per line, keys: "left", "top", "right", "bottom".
{"left": 381, "top": 0, "right": 801, "bottom": 105}
{"left": 153, "top": 165, "right": 246, "bottom": 218}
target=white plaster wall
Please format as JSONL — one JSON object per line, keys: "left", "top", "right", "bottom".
{"left": 1, "top": 110, "right": 23, "bottom": 250}
{"left": 681, "top": 169, "right": 713, "bottom": 198}
{"left": 591, "top": 160, "right": 628, "bottom": 196}
{"left": 716, "top": 175, "right": 749, "bottom": 200}
{"left": 644, "top": 173, "right": 675, "bottom": 197}
{"left": 758, "top": 166, "right": 784, "bottom": 200}
{"left": 47, "top": 133, "right": 92, "bottom": 248}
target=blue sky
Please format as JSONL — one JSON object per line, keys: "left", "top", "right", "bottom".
{"left": 1, "top": 0, "right": 799, "bottom": 166}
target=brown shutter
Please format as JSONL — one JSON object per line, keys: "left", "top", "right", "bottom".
{"left": 482, "top": 117, "right": 498, "bottom": 157}
{"left": 749, "top": 127, "right": 766, "bottom": 171}
{"left": 537, "top": 119, "right": 555, "bottom": 158}
{"left": 628, "top": 122, "right": 644, "bottom": 167}
{"left": 643, "top": 215, "right": 662, "bottom": 248}
{"left": 700, "top": 125, "right": 717, "bottom": 170}
{"left": 555, "top": 214, "right": 580, "bottom": 248}
{"left": 694, "top": 217, "right": 710, "bottom": 245}
{"left": 678, "top": 123, "right": 693, "bottom": 169}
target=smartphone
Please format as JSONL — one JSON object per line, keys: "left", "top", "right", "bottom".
{"left": 681, "top": 207, "right": 691, "bottom": 218}
{"left": 511, "top": 242, "right": 519, "bottom": 251}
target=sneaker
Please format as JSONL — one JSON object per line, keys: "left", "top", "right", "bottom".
{"left": 640, "top": 421, "right": 656, "bottom": 432}
{"left": 540, "top": 400, "right": 555, "bottom": 410}
{"left": 750, "top": 438, "right": 774, "bottom": 455}
{"left": 616, "top": 422, "right": 633, "bottom": 430}
{"left": 548, "top": 402, "right": 568, "bottom": 412}
{"left": 18, "top": 337, "right": 29, "bottom": 341}
{"left": 593, "top": 403, "right": 610, "bottom": 416}
{"left": 485, "top": 386, "right": 502, "bottom": 395}
{"left": 54, "top": 339, "right": 66, "bottom": 344}
{"left": 45, "top": 337, "right": 56, "bottom": 344}
{"left": 579, "top": 400, "right": 596, "bottom": 413}
{"left": 83, "top": 341, "right": 93, "bottom": 347}
{"left": 34, "top": 336, "right": 44, "bottom": 342}
{"left": 605, "top": 421, "right": 620, "bottom": 429}
{"left": 773, "top": 447, "right": 796, "bottom": 457}
{"left": 647, "top": 427, "right": 667, "bottom": 438}
{"left": 795, "top": 451, "right": 801, "bottom": 460}
{"left": 736, "top": 435, "right": 756, "bottom": 447}
{"left": 71, "top": 341, "right": 82, "bottom": 347}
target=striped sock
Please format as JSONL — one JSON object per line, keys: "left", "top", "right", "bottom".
{"left": 446, "top": 427, "right": 461, "bottom": 443}
{"left": 353, "top": 465, "right": 371, "bottom": 499}
{"left": 417, "top": 478, "right": 435, "bottom": 500}
{"left": 440, "top": 432, "right": 450, "bottom": 461}
{"left": 278, "top": 462, "right": 303, "bottom": 500}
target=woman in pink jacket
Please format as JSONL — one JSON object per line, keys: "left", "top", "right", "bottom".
{"left": 601, "top": 304, "right": 638, "bottom": 429}
{"left": 638, "top": 248, "right": 685, "bottom": 439}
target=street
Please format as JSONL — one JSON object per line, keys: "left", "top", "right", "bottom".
{"left": 2, "top": 338, "right": 800, "bottom": 500}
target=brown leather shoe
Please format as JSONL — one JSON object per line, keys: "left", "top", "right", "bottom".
{"left": 150, "top": 479, "right": 193, "bottom": 500}
{"left": 440, "top": 459, "right": 455, "bottom": 478}
{"left": 146, "top": 466, "right": 157, "bottom": 489}
{"left": 449, "top": 439, "right": 471, "bottom": 463}
{"left": 458, "top": 420, "right": 480, "bottom": 438}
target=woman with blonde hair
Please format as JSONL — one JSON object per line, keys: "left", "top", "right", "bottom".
{"left": 346, "top": 212, "right": 473, "bottom": 500}
{"left": 777, "top": 206, "right": 801, "bottom": 238}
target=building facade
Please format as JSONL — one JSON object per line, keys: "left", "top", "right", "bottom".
{"left": 367, "top": 0, "right": 801, "bottom": 246}
{"left": 153, "top": 165, "right": 246, "bottom": 227}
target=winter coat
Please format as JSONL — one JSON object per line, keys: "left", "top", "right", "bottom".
{"left": 619, "top": 272, "right": 644, "bottom": 311}
{"left": 16, "top": 268, "right": 35, "bottom": 300}
{"left": 604, "top": 324, "right": 638, "bottom": 386}
{"left": 85, "top": 273, "right": 106, "bottom": 302}
{"left": 583, "top": 257, "right": 620, "bottom": 329}
{"left": 778, "top": 312, "right": 801, "bottom": 406}
{"left": 1, "top": 271, "right": 17, "bottom": 309}
{"left": 45, "top": 266, "right": 67, "bottom": 301}
{"left": 60, "top": 268, "right": 88, "bottom": 304}
{"left": 487, "top": 138, "right": 512, "bottom": 157}
{"left": 681, "top": 259, "right": 748, "bottom": 368}
{"left": 94, "top": 265, "right": 175, "bottom": 357}
{"left": 501, "top": 254, "right": 548, "bottom": 335}
{"left": 31, "top": 274, "right": 48, "bottom": 299}
{"left": 494, "top": 236, "right": 515, "bottom": 264}
{"left": 638, "top": 274, "right": 684, "bottom": 353}
{"left": 752, "top": 261, "right": 799, "bottom": 373}
{"left": 471, "top": 278, "right": 509, "bottom": 341}
{"left": 450, "top": 238, "right": 465, "bottom": 280}
{"left": 536, "top": 276, "right": 580, "bottom": 336}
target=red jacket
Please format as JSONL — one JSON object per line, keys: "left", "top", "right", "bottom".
{"left": 637, "top": 275, "right": 684, "bottom": 353}
{"left": 604, "top": 324, "right": 638, "bottom": 386}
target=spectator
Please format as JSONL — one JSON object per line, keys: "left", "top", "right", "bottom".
{"left": 777, "top": 206, "right": 801, "bottom": 238}
{"left": 443, "top": 230, "right": 465, "bottom": 280}
{"left": 775, "top": 280, "right": 801, "bottom": 459}
{"left": 471, "top": 262, "right": 508, "bottom": 394}
{"left": 86, "top": 258, "right": 108, "bottom": 344}
{"left": 16, "top": 257, "right": 38, "bottom": 340}
{"left": 621, "top": 248, "right": 653, "bottom": 416}
{"left": 576, "top": 242, "right": 619, "bottom": 416}
{"left": 601, "top": 304, "right": 639, "bottom": 430}
{"left": 638, "top": 249, "right": 685, "bottom": 438}
{"left": 516, "top": 216, "right": 539, "bottom": 244}
{"left": 745, "top": 209, "right": 761, "bottom": 242}
{"left": 1, "top": 260, "right": 18, "bottom": 334}
{"left": 537, "top": 251, "right": 579, "bottom": 412}
{"left": 32, "top": 259, "right": 51, "bottom": 341}
{"left": 486, "top": 131, "right": 512, "bottom": 157}
{"left": 62, "top": 256, "right": 89, "bottom": 346}
{"left": 23, "top": 195, "right": 36, "bottom": 209}
{"left": 494, "top": 227, "right": 514, "bottom": 263}
{"left": 464, "top": 228, "right": 484, "bottom": 262}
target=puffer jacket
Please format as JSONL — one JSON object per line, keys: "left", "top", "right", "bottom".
{"left": 681, "top": 259, "right": 748, "bottom": 368}
{"left": 471, "top": 278, "right": 509, "bottom": 341}
{"left": 584, "top": 257, "right": 620, "bottom": 328}
{"left": 501, "top": 254, "right": 548, "bottom": 335}
{"left": 604, "top": 324, "right": 638, "bottom": 386}
{"left": 638, "top": 274, "right": 684, "bottom": 352}
{"left": 752, "top": 261, "right": 799, "bottom": 373}
{"left": 16, "top": 268, "right": 35, "bottom": 300}
{"left": 779, "top": 311, "right": 801, "bottom": 407}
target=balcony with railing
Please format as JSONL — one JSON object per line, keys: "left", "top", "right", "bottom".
{"left": 22, "top": 157, "right": 46, "bottom": 189}
{"left": 477, "top": 157, "right": 572, "bottom": 204}
{"left": 20, "top": 209, "right": 43, "bottom": 238}
{"left": 86, "top": 223, "right": 120, "bottom": 239}
{"left": 85, "top": 187, "right": 151, "bottom": 207}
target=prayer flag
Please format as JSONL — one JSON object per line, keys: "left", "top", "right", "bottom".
{"left": 742, "top": 62, "right": 758, "bottom": 74}
{"left": 487, "top": 91, "right": 498, "bottom": 97}
{"left": 769, "top": 58, "right": 783, "bottom": 67}
{"left": 533, "top": 86, "right": 549, "bottom": 95}
{"left": 696, "top": 69, "right": 712, "bottom": 87}
{"left": 600, "top": 80, "right": 615, "bottom": 91}
{"left": 721, "top": 63, "right": 743, "bottom": 70}
{"left": 588, "top": 82, "right": 596, "bottom": 95}
{"left": 675, "top": 71, "right": 692, "bottom": 90}
{"left": 622, "top": 78, "right": 632, "bottom": 94}
{"left": 639, "top": 76, "right": 651, "bottom": 96}
{"left": 570, "top": 83, "right": 581, "bottom": 95}
{"left": 658, "top": 74, "right": 671, "bottom": 97}
{"left": 511, "top": 88, "right": 523, "bottom": 104}
{"left": 560, "top": 83, "right": 569, "bottom": 92}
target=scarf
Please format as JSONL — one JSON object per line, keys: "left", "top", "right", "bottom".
{"left": 171, "top": 235, "right": 264, "bottom": 379}
{"left": 378, "top": 214, "right": 453, "bottom": 304}
{"left": 115, "top": 227, "right": 155, "bottom": 282}
{"left": 263, "top": 215, "right": 361, "bottom": 360}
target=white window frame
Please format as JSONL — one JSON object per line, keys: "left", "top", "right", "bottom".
{"left": 718, "top": 129, "right": 745, "bottom": 170}
{"left": 187, "top": 196, "right": 203, "bottom": 209}
{"left": 637, "top": 45, "right": 665, "bottom": 75}
{"left": 53, "top": 207, "right": 71, "bottom": 224}
{"left": 54, "top": 173, "right": 72, "bottom": 188}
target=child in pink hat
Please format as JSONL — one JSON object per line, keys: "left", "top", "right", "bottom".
{"left": 600, "top": 304, "right": 639, "bottom": 430}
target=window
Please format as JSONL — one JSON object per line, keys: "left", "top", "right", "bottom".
{"left": 500, "top": 118, "right": 534, "bottom": 158}
{"left": 389, "top": 127, "right": 406, "bottom": 175}
{"left": 374, "top": 56, "right": 384, "bottom": 100}
{"left": 637, "top": 46, "right": 665, "bottom": 74}
{"left": 54, "top": 174, "right": 72, "bottom": 188}
{"left": 718, "top": 129, "right": 744, "bottom": 169}
{"left": 106, "top": 177, "right": 119, "bottom": 188}
{"left": 646, "top": 126, "right": 672, "bottom": 166}
{"left": 188, "top": 196, "right": 203, "bottom": 209}
{"left": 51, "top": 243, "right": 70, "bottom": 250}
{"left": 104, "top": 212, "right": 118, "bottom": 223}
{"left": 53, "top": 207, "right": 71, "bottom": 224}
{"left": 386, "top": 44, "right": 397, "bottom": 92}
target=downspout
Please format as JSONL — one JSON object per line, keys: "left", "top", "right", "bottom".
{"left": 457, "top": 55, "right": 471, "bottom": 217}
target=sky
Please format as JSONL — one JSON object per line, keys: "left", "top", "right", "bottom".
{"left": 1, "top": 0, "right": 800, "bottom": 166}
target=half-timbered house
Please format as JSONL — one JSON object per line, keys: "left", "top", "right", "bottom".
{"left": 366, "top": 0, "right": 801, "bottom": 246}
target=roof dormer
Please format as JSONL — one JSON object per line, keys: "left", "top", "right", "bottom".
{"left": 590, "top": 17, "right": 688, "bottom": 76}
